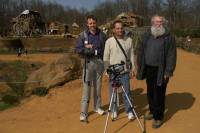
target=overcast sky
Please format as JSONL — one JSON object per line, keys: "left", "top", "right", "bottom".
{"left": 46, "top": 0, "right": 107, "bottom": 10}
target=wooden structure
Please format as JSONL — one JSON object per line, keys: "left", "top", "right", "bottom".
{"left": 11, "top": 10, "right": 46, "bottom": 37}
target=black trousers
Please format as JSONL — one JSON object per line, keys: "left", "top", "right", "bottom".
{"left": 145, "top": 65, "right": 168, "bottom": 120}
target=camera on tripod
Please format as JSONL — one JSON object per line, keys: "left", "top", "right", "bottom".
{"left": 107, "top": 61, "right": 125, "bottom": 80}
{"left": 104, "top": 61, "right": 145, "bottom": 133}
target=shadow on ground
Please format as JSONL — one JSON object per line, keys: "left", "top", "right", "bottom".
{"left": 87, "top": 87, "right": 195, "bottom": 132}
{"left": 164, "top": 92, "right": 195, "bottom": 122}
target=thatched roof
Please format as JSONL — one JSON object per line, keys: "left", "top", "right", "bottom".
{"left": 20, "top": 10, "right": 40, "bottom": 16}
{"left": 117, "top": 12, "right": 142, "bottom": 20}
{"left": 72, "top": 22, "right": 79, "bottom": 28}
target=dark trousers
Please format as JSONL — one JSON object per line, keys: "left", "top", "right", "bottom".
{"left": 145, "top": 65, "right": 167, "bottom": 120}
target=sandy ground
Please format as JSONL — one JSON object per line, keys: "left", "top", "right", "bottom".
{"left": 0, "top": 49, "right": 199, "bottom": 133}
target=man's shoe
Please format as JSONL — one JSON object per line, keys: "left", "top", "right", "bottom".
{"left": 144, "top": 111, "right": 153, "bottom": 120}
{"left": 127, "top": 112, "right": 135, "bottom": 120}
{"left": 111, "top": 112, "right": 118, "bottom": 121}
{"left": 152, "top": 119, "right": 163, "bottom": 129}
{"left": 80, "top": 112, "right": 87, "bottom": 122}
{"left": 94, "top": 108, "right": 105, "bottom": 115}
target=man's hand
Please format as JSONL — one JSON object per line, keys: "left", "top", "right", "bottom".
{"left": 85, "top": 44, "right": 93, "bottom": 48}
{"left": 164, "top": 75, "right": 170, "bottom": 83}
{"left": 105, "top": 72, "right": 109, "bottom": 78}
{"left": 164, "top": 75, "right": 169, "bottom": 80}
{"left": 129, "top": 71, "right": 136, "bottom": 78}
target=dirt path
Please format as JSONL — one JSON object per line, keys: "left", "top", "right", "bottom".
{"left": 0, "top": 49, "right": 199, "bottom": 133}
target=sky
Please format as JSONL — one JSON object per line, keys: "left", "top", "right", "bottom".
{"left": 46, "top": 0, "right": 107, "bottom": 10}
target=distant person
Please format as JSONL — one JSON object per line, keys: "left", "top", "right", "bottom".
{"left": 136, "top": 15, "right": 177, "bottom": 128}
{"left": 17, "top": 48, "right": 22, "bottom": 57}
{"left": 185, "top": 35, "right": 191, "bottom": 48}
{"left": 75, "top": 15, "right": 107, "bottom": 122}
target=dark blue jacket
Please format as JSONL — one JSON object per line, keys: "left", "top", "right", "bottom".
{"left": 136, "top": 30, "right": 177, "bottom": 85}
{"left": 75, "top": 28, "right": 107, "bottom": 59}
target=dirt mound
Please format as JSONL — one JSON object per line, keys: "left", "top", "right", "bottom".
{"left": 24, "top": 54, "right": 81, "bottom": 96}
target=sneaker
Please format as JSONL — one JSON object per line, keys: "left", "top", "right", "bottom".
{"left": 94, "top": 108, "right": 105, "bottom": 115}
{"left": 127, "top": 112, "right": 135, "bottom": 120}
{"left": 80, "top": 112, "right": 87, "bottom": 122}
{"left": 144, "top": 111, "right": 153, "bottom": 120}
{"left": 111, "top": 112, "right": 118, "bottom": 120}
{"left": 152, "top": 119, "right": 163, "bottom": 129}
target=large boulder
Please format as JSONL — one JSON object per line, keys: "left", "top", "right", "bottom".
{"left": 24, "top": 54, "right": 81, "bottom": 96}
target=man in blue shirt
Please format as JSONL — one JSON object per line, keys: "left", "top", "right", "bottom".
{"left": 75, "top": 15, "right": 107, "bottom": 122}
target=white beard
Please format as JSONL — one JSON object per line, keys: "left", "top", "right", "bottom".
{"left": 151, "top": 26, "right": 165, "bottom": 38}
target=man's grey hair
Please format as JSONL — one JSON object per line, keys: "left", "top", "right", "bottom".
{"left": 151, "top": 14, "right": 168, "bottom": 26}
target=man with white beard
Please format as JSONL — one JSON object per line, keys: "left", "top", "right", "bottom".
{"left": 136, "top": 15, "right": 177, "bottom": 128}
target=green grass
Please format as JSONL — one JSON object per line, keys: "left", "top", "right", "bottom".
{"left": 4, "top": 60, "right": 29, "bottom": 98}
{"left": 0, "top": 60, "right": 44, "bottom": 111}
{"left": 34, "top": 87, "right": 48, "bottom": 96}
{"left": 173, "top": 28, "right": 200, "bottom": 38}
{"left": 0, "top": 102, "right": 13, "bottom": 111}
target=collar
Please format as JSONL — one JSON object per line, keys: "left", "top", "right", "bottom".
{"left": 86, "top": 28, "right": 100, "bottom": 35}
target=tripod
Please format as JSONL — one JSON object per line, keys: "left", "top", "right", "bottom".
{"left": 103, "top": 75, "right": 145, "bottom": 133}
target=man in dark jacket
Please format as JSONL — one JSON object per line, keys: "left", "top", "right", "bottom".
{"left": 136, "top": 15, "right": 177, "bottom": 128}
{"left": 75, "top": 15, "right": 107, "bottom": 122}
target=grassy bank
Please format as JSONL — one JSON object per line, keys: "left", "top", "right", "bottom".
{"left": 0, "top": 60, "right": 44, "bottom": 110}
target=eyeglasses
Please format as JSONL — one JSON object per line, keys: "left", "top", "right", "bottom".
{"left": 155, "top": 21, "right": 163, "bottom": 23}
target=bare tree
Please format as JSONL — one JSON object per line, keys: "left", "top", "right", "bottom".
{"left": 0, "top": 0, "right": 200, "bottom": 35}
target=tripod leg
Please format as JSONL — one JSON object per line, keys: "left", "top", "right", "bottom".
{"left": 104, "top": 87, "right": 116, "bottom": 133}
{"left": 121, "top": 86, "right": 145, "bottom": 133}
{"left": 116, "top": 88, "right": 120, "bottom": 108}
{"left": 112, "top": 88, "right": 118, "bottom": 121}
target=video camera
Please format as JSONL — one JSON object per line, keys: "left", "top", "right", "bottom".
{"left": 107, "top": 61, "right": 125, "bottom": 80}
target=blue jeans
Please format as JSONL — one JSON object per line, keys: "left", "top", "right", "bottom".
{"left": 81, "top": 58, "right": 104, "bottom": 115}
{"left": 109, "top": 73, "right": 132, "bottom": 113}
